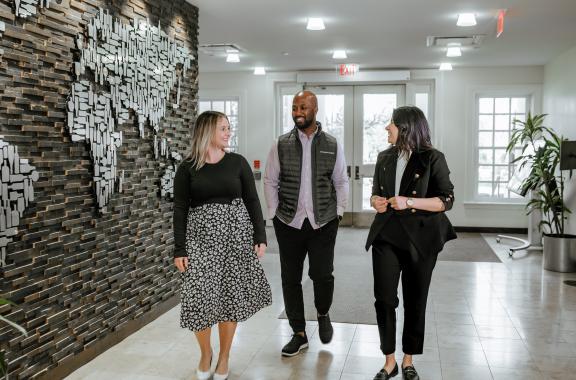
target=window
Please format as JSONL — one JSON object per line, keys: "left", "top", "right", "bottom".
{"left": 475, "top": 96, "right": 528, "bottom": 200}
{"left": 198, "top": 98, "right": 240, "bottom": 152}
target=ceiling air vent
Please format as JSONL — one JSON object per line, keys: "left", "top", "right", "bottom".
{"left": 426, "top": 35, "right": 485, "bottom": 48}
{"left": 199, "top": 43, "right": 243, "bottom": 56}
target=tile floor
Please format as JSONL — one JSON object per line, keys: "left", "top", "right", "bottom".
{"left": 65, "top": 232, "right": 576, "bottom": 380}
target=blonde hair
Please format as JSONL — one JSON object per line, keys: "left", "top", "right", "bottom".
{"left": 186, "top": 110, "right": 228, "bottom": 170}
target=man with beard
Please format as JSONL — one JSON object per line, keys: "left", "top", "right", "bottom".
{"left": 264, "top": 90, "right": 349, "bottom": 356}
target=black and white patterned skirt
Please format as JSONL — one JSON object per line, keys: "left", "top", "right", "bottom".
{"left": 180, "top": 198, "right": 272, "bottom": 332}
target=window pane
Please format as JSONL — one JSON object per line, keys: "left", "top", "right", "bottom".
{"left": 479, "top": 98, "right": 493, "bottom": 113}
{"left": 199, "top": 101, "right": 211, "bottom": 113}
{"left": 317, "top": 94, "right": 345, "bottom": 147}
{"left": 495, "top": 182, "right": 508, "bottom": 198}
{"left": 495, "top": 149, "right": 509, "bottom": 165}
{"left": 282, "top": 95, "right": 293, "bottom": 133}
{"left": 478, "top": 132, "right": 493, "bottom": 147}
{"left": 362, "top": 177, "right": 374, "bottom": 210}
{"left": 230, "top": 101, "right": 238, "bottom": 115}
{"left": 415, "top": 93, "right": 429, "bottom": 119}
{"left": 211, "top": 101, "right": 225, "bottom": 113}
{"left": 494, "top": 166, "right": 509, "bottom": 182}
{"left": 495, "top": 97, "right": 510, "bottom": 113}
{"left": 478, "top": 166, "right": 493, "bottom": 181}
{"left": 478, "top": 149, "right": 493, "bottom": 164}
{"left": 363, "top": 94, "right": 396, "bottom": 164}
{"left": 479, "top": 115, "right": 493, "bottom": 130}
{"left": 478, "top": 182, "right": 492, "bottom": 197}
{"left": 511, "top": 98, "right": 526, "bottom": 113}
{"left": 511, "top": 114, "right": 525, "bottom": 129}
{"left": 494, "top": 115, "right": 510, "bottom": 130}
{"left": 494, "top": 132, "right": 509, "bottom": 147}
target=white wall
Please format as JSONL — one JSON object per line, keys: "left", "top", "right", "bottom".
{"left": 544, "top": 45, "right": 576, "bottom": 235}
{"left": 200, "top": 66, "right": 544, "bottom": 228}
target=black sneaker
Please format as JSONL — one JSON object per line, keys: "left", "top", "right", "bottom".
{"left": 318, "top": 314, "right": 333, "bottom": 344}
{"left": 281, "top": 333, "right": 308, "bottom": 357}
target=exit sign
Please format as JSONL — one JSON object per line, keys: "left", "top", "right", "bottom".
{"left": 338, "top": 64, "right": 359, "bottom": 76}
{"left": 497, "top": 9, "right": 506, "bottom": 38}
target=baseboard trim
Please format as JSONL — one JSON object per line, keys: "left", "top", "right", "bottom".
{"left": 39, "top": 295, "right": 180, "bottom": 380}
{"left": 454, "top": 226, "right": 528, "bottom": 234}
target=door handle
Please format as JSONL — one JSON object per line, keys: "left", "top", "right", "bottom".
{"left": 347, "top": 165, "right": 351, "bottom": 178}
{"left": 355, "top": 166, "right": 360, "bottom": 180}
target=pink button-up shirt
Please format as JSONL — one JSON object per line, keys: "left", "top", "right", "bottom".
{"left": 264, "top": 127, "right": 349, "bottom": 229}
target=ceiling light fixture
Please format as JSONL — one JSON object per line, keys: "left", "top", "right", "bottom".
{"left": 457, "top": 13, "right": 477, "bottom": 27}
{"left": 254, "top": 67, "right": 266, "bottom": 75}
{"left": 446, "top": 46, "right": 462, "bottom": 57}
{"left": 306, "top": 18, "right": 325, "bottom": 30}
{"left": 332, "top": 50, "right": 347, "bottom": 59}
{"left": 439, "top": 63, "right": 453, "bottom": 71}
{"left": 226, "top": 53, "right": 240, "bottom": 63}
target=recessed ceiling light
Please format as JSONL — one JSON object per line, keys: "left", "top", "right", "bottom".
{"left": 306, "top": 18, "right": 325, "bottom": 30}
{"left": 439, "top": 63, "right": 453, "bottom": 71}
{"left": 457, "top": 13, "right": 477, "bottom": 26}
{"left": 254, "top": 67, "right": 266, "bottom": 75}
{"left": 446, "top": 46, "right": 462, "bottom": 57}
{"left": 332, "top": 50, "right": 347, "bottom": 59}
{"left": 226, "top": 53, "right": 240, "bottom": 63}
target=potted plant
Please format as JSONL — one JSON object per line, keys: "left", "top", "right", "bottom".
{"left": 507, "top": 112, "right": 575, "bottom": 272}
{"left": 1, "top": 298, "right": 27, "bottom": 380}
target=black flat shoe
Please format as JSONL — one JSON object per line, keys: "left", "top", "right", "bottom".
{"left": 402, "top": 365, "right": 419, "bottom": 380}
{"left": 373, "top": 363, "right": 398, "bottom": 379}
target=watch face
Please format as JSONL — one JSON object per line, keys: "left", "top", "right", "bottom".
{"left": 407, "top": 199, "right": 414, "bottom": 207}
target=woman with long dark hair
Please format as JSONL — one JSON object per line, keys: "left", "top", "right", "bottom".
{"left": 366, "top": 106, "right": 456, "bottom": 380}
{"left": 173, "top": 111, "right": 272, "bottom": 380}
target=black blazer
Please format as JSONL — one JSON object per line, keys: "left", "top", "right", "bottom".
{"left": 365, "top": 146, "right": 457, "bottom": 256}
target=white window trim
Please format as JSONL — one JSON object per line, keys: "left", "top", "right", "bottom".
{"left": 198, "top": 89, "right": 248, "bottom": 156}
{"left": 465, "top": 84, "right": 542, "bottom": 206}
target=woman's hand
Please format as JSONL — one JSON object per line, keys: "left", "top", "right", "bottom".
{"left": 371, "top": 196, "right": 389, "bottom": 213}
{"left": 255, "top": 243, "right": 267, "bottom": 258}
{"left": 388, "top": 196, "right": 408, "bottom": 211}
{"left": 174, "top": 257, "right": 188, "bottom": 272}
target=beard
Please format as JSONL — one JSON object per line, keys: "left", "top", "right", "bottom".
{"left": 293, "top": 115, "right": 314, "bottom": 130}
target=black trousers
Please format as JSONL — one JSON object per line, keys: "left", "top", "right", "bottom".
{"left": 372, "top": 224, "right": 438, "bottom": 355}
{"left": 273, "top": 217, "right": 339, "bottom": 333}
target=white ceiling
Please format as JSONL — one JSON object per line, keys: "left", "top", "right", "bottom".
{"left": 187, "top": 0, "right": 576, "bottom": 73}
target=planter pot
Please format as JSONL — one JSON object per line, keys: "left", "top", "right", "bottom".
{"left": 543, "top": 234, "right": 576, "bottom": 272}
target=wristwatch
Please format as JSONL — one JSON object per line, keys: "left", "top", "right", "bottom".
{"left": 406, "top": 197, "right": 415, "bottom": 208}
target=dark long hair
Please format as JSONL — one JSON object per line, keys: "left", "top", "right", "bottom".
{"left": 391, "top": 106, "right": 433, "bottom": 157}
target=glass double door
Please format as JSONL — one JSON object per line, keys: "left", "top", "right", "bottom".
{"left": 302, "top": 85, "right": 405, "bottom": 227}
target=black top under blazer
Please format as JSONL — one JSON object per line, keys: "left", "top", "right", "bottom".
{"left": 365, "top": 146, "right": 457, "bottom": 256}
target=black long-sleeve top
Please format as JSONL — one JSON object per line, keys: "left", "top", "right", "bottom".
{"left": 172, "top": 153, "right": 267, "bottom": 258}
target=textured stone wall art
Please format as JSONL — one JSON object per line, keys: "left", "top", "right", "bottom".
{"left": 0, "top": 20, "right": 4, "bottom": 57}
{"left": 0, "top": 137, "right": 39, "bottom": 268}
{"left": 154, "top": 134, "right": 182, "bottom": 198}
{"left": 67, "top": 7, "right": 194, "bottom": 211}
{"left": 13, "top": 0, "right": 50, "bottom": 18}
{"left": 0, "top": 0, "right": 198, "bottom": 378}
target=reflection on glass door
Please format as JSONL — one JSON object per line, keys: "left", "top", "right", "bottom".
{"left": 353, "top": 86, "right": 405, "bottom": 226}
{"left": 281, "top": 87, "right": 354, "bottom": 213}
{"left": 278, "top": 85, "right": 407, "bottom": 226}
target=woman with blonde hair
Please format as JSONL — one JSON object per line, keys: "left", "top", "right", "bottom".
{"left": 173, "top": 110, "right": 272, "bottom": 380}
